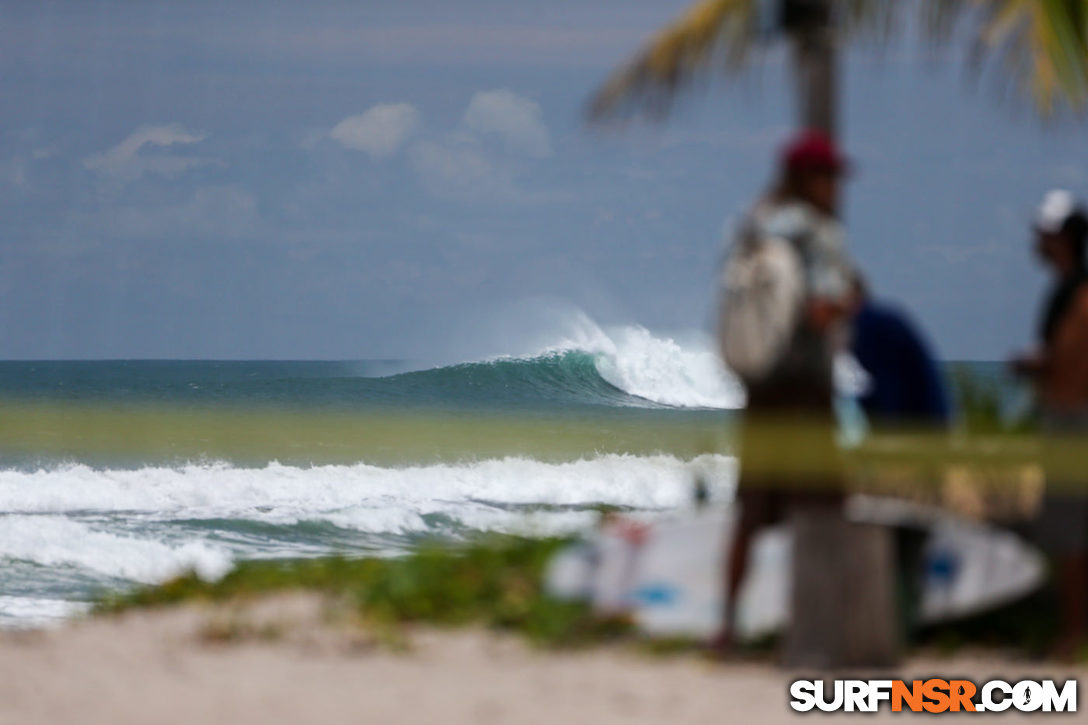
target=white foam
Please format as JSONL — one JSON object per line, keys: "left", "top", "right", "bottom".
{"left": 0, "top": 515, "right": 232, "bottom": 583}
{"left": 0, "top": 596, "right": 90, "bottom": 629}
{"left": 0, "top": 454, "right": 736, "bottom": 530}
{"left": 0, "top": 454, "right": 736, "bottom": 627}
{"left": 533, "top": 312, "right": 743, "bottom": 409}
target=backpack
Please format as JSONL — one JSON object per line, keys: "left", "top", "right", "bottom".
{"left": 717, "top": 228, "right": 805, "bottom": 385}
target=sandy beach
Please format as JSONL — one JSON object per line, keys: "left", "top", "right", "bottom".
{"left": 0, "top": 596, "right": 1083, "bottom": 725}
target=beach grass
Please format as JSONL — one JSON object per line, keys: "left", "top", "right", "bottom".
{"left": 96, "top": 533, "right": 1071, "bottom": 658}
{"left": 97, "top": 536, "right": 632, "bottom": 648}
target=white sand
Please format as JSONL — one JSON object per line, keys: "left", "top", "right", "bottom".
{"left": 1, "top": 597, "right": 1084, "bottom": 724}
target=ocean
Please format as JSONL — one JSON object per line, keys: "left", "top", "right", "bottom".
{"left": 0, "top": 320, "right": 744, "bottom": 627}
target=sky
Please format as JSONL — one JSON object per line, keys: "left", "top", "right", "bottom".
{"left": 2, "top": 0, "right": 1087, "bottom": 361}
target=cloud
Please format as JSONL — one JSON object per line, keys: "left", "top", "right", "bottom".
{"left": 326, "top": 92, "right": 556, "bottom": 202}
{"left": 329, "top": 103, "right": 419, "bottom": 158}
{"left": 461, "top": 90, "right": 551, "bottom": 158}
{"left": 84, "top": 124, "right": 216, "bottom": 182}
{"left": 403, "top": 90, "right": 563, "bottom": 202}
{"left": 408, "top": 136, "right": 571, "bottom": 205}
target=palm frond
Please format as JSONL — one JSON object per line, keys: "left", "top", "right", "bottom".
{"left": 926, "top": 0, "right": 1088, "bottom": 114}
{"left": 586, "top": 0, "right": 1088, "bottom": 122}
{"left": 838, "top": 0, "right": 900, "bottom": 43}
{"left": 587, "top": 0, "right": 760, "bottom": 122}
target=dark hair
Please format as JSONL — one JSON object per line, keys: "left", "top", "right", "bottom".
{"left": 1063, "top": 209, "right": 1088, "bottom": 269}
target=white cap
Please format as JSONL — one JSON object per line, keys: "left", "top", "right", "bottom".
{"left": 1035, "top": 189, "right": 1078, "bottom": 234}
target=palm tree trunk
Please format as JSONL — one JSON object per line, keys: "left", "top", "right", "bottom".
{"left": 792, "top": 24, "right": 837, "bottom": 136}
{"left": 783, "top": 0, "right": 837, "bottom": 137}
{"left": 779, "top": 1, "right": 904, "bottom": 670}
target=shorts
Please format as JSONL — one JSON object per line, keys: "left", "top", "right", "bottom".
{"left": 1036, "top": 411, "right": 1088, "bottom": 554}
{"left": 1036, "top": 493, "right": 1088, "bottom": 554}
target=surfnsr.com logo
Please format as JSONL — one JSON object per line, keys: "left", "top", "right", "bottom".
{"left": 790, "top": 679, "right": 1077, "bottom": 713}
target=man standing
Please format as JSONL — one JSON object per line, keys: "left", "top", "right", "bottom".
{"left": 715, "top": 130, "right": 856, "bottom": 651}
{"left": 1012, "top": 189, "right": 1088, "bottom": 657}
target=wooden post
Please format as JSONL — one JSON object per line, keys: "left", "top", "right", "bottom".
{"left": 785, "top": 509, "right": 901, "bottom": 668}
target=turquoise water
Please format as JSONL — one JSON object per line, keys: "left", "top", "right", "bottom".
{"left": 0, "top": 328, "right": 1015, "bottom": 629}
{"left": 0, "top": 325, "right": 744, "bottom": 627}
{"left": 0, "top": 356, "right": 640, "bottom": 411}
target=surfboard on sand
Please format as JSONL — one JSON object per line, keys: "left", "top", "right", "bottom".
{"left": 544, "top": 497, "right": 1046, "bottom": 641}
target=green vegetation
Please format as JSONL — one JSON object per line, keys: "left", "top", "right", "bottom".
{"left": 97, "top": 532, "right": 1078, "bottom": 659}
{"left": 97, "top": 536, "right": 632, "bottom": 648}
{"left": 946, "top": 364, "right": 1038, "bottom": 436}
{"left": 949, "top": 365, "right": 1006, "bottom": 434}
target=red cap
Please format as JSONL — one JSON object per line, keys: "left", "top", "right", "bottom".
{"left": 782, "top": 130, "right": 849, "bottom": 174}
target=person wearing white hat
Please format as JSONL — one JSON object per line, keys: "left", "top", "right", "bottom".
{"left": 1011, "top": 188, "right": 1088, "bottom": 658}
{"left": 1013, "top": 189, "right": 1088, "bottom": 384}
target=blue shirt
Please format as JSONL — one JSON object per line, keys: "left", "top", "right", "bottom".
{"left": 852, "top": 301, "right": 952, "bottom": 426}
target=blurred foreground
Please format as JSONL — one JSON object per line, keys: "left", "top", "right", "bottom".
{"left": 4, "top": 597, "right": 1086, "bottom": 725}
